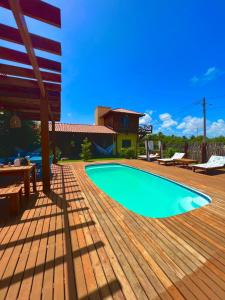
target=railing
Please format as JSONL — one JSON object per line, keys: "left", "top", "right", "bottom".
{"left": 188, "top": 143, "right": 202, "bottom": 161}
{"left": 162, "top": 142, "right": 225, "bottom": 162}
{"left": 207, "top": 143, "right": 225, "bottom": 158}
{"left": 186, "top": 142, "right": 225, "bottom": 162}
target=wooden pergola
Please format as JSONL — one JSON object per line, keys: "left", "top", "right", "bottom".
{"left": 0, "top": 0, "right": 61, "bottom": 192}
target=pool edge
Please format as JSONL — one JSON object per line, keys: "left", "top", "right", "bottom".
{"left": 84, "top": 162, "right": 212, "bottom": 218}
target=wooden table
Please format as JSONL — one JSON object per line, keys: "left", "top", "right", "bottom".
{"left": 174, "top": 158, "right": 197, "bottom": 167}
{"left": 0, "top": 164, "right": 36, "bottom": 200}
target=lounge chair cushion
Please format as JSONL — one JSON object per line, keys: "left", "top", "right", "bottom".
{"left": 192, "top": 155, "right": 225, "bottom": 169}
{"left": 158, "top": 152, "right": 185, "bottom": 162}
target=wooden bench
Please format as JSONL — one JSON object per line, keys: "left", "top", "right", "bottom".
{"left": 0, "top": 185, "right": 23, "bottom": 216}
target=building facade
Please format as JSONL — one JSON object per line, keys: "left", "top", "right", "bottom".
{"left": 50, "top": 106, "right": 144, "bottom": 158}
{"left": 95, "top": 106, "right": 144, "bottom": 155}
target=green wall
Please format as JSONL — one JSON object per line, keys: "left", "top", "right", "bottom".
{"left": 116, "top": 133, "right": 138, "bottom": 155}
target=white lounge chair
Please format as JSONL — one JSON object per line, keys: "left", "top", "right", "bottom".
{"left": 138, "top": 153, "right": 160, "bottom": 161}
{"left": 149, "top": 153, "right": 160, "bottom": 160}
{"left": 157, "top": 152, "right": 185, "bottom": 165}
{"left": 192, "top": 155, "right": 225, "bottom": 173}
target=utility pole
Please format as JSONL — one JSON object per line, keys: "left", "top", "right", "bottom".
{"left": 203, "top": 97, "right": 207, "bottom": 143}
{"left": 202, "top": 97, "right": 207, "bottom": 162}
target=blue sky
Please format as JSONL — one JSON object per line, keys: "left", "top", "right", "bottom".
{"left": 1, "top": 0, "right": 225, "bottom": 136}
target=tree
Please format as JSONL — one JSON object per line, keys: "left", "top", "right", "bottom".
{"left": 80, "top": 137, "right": 92, "bottom": 161}
{"left": 0, "top": 111, "right": 40, "bottom": 157}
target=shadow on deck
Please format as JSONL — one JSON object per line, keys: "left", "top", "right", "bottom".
{"left": 0, "top": 164, "right": 124, "bottom": 300}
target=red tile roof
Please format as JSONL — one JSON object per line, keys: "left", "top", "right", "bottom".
{"left": 104, "top": 108, "right": 144, "bottom": 116}
{"left": 49, "top": 123, "right": 117, "bottom": 134}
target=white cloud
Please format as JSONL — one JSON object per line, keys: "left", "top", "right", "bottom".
{"left": 208, "top": 119, "right": 225, "bottom": 137}
{"left": 159, "top": 113, "right": 177, "bottom": 129}
{"left": 190, "top": 67, "right": 224, "bottom": 86}
{"left": 177, "top": 116, "right": 203, "bottom": 135}
{"left": 177, "top": 116, "right": 225, "bottom": 137}
{"left": 141, "top": 110, "right": 225, "bottom": 137}
{"left": 139, "top": 110, "right": 153, "bottom": 125}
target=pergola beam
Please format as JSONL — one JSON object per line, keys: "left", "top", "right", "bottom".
{"left": 0, "top": 85, "right": 60, "bottom": 99}
{"left": 0, "top": 99, "right": 60, "bottom": 113}
{"left": 0, "top": 23, "right": 61, "bottom": 55}
{"left": 8, "top": 0, "right": 51, "bottom": 192}
{"left": 0, "top": 46, "right": 61, "bottom": 72}
{"left": 0, "top": 96, "right": 60, "bottom": 108}
{"left": 0, "top": 63, "right": 61, "bottom": 83}
{"left": 17, "top": 112, "right": 60, "bottom": 121}
{"left": 0, "top": 76, "right": 61, "bottom": 92}
{"left": 0, "top": 0, "right": 61, "bottom": 27}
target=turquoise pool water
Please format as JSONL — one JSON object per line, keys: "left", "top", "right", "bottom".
{"left": 85, "top": 163, "right": 211, "bottom": 218}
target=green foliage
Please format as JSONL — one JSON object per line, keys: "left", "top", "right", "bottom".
{"left": 163, "top": 147, "right": 177, "bottom": 157}
{"left": 50, "top": 147, "right": 62, "bottom": 161}
{"left": 0, "top": 111, "right": 40, "bottom": 157}
{"left": 80, "top": 137, "right": 92, "bottom": 161}
{"left": 56, "top": 147, "right": 62, "bottom": 160}
{"left": 139, "top": 132, "right": 225, "bottom": 151}
{"left": 138, "top": 146, "right": 146, "bottom": 155}
{"left": 120, "top": 147, "right": 137, "bottom": 159}
{"left": 208, "top": 136, "right": 225, "bottom": 143}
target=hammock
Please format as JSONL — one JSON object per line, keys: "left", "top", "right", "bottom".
{"left": 93, "top": 142, "right": 114, "bottom": 155}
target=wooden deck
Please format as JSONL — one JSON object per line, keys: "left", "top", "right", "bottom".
{"left": 0, "top": 160, "right": 225, "bottom": 300}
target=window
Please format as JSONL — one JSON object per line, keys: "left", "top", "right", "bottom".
{"left": 121, "top": 115, "right": 129, "bottom": 129}
{"left": 122, "top": 139, "right": 131, "bottom": 148}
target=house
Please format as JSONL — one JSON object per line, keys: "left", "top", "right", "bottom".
{"left": 49, "top": 106, "right": 144, "bottom": 158}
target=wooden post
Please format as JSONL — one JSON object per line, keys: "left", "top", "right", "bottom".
{"left": 144, "top": 139, "right": 149, "bottom": 161}
{"left": 52, "top": 120, "right": 57, "bottom": 163}
{"left": 8, "top": 0, "right": 54, "bottom": 192}
{"left": 202, "top": 97, "right": 207, "bottom": 163}
{"left": 201, "top": 142, "right": 207, "bottom": 163}
{"left": 184, "top": 142, "right": 188, "bottom": 158}
{"left": 40, "top": 96, "right": 50, "bottom": 192}
{"left": 159, "top": 141, "right": 163, "bottom": 158}
{"left": 135, "top": 135, "right": 138, "bottom": 158}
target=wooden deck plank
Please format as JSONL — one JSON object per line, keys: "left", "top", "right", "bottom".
{"left": 76, "top": 170, "right": 164, "bottom": 299}
{"left": 81, "top": 173, "right": 191, "bottom": 300}
{"left": 1, "top": 160, "right": 225, "bottom": 299}
{"left": 73, "top": 169, "right": 137, "bottom": 300}
{"left": 53, "top": 173, "right": 65, "bottom": 300}
{"left": 7, "top": 197, "right": 43, "bottom": 299}
{"left": 18, "top": 205, "right": 50, "bottom": 299}
{"left": 6, "top": 194, "right": 47, "bottom": 300}
{"left": 76, "top": 193, "right": 126, "bottom": 300}
{"left": 0, "top": 198, "right": 41, "bottom": 299}
{"left": 29, "top": 195, "right": 55, "bottom": 299}
{"left": 73, "top": 160, "right": 225, "bottom": 300}
{"left": 79, "top": 185, "right": 149, "bottom": 299}
{"left": 164, "top": 218, "right": 225, "bottom": 273}
{"left": 42, "top": 198, "right": 57, "bottom": 300}
{"left": 72, "top": 186, "right": 114, "bottom": 300}
{"left": 150, "top": 220, "right": 225, "bottom": 295}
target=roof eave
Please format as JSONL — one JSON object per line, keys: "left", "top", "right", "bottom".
{"left": 102, "top": 110, "right": 145, "bottom": 118}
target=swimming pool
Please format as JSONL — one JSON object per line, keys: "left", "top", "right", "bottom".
{"left": 85, "top": 163, "right": 211, "bottom": 218}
